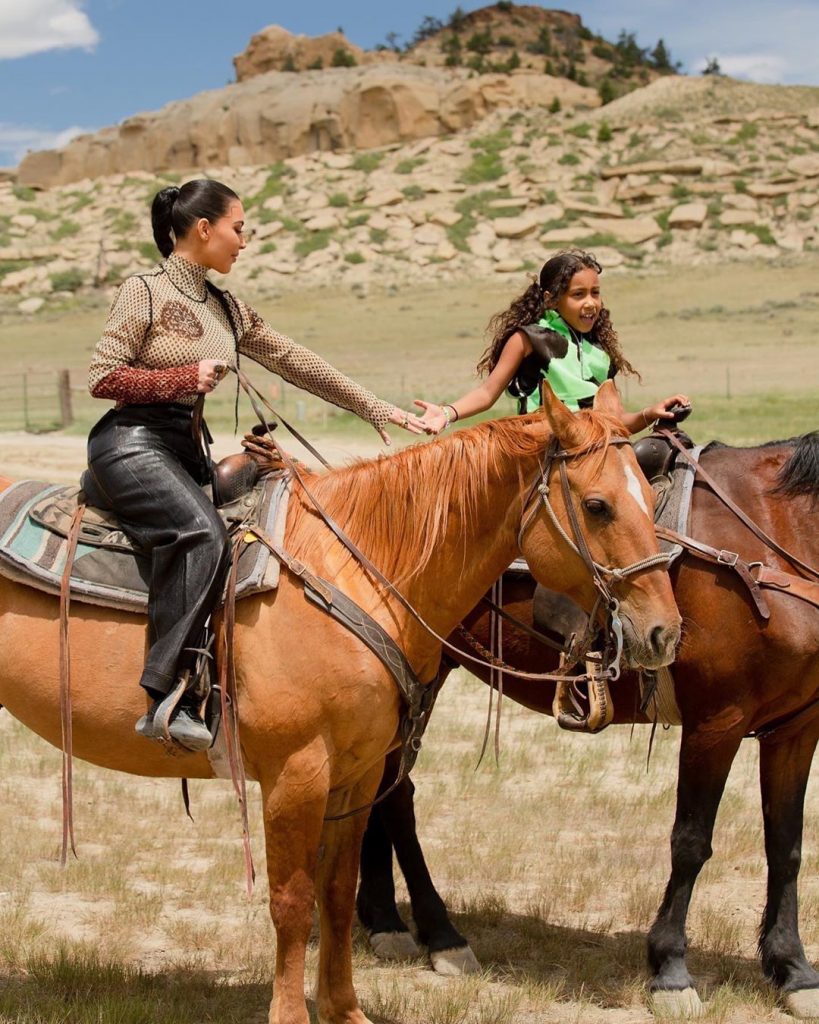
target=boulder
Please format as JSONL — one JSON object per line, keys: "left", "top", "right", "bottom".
{"left": 18, "top": 297, "right": 45, "bottom": 314}
{"left": 580, "top": 216, "right": 661, "bottom": 244}
{"left": 668, "top": 203, "right": 707, "bottom": 229}
{"left": 720, "top": 209, "right": 758, "bottom": 226}
{"left": 787, "top": 155, "right": 819, "bottom": 178}
{"left": 363, "top": 188, "right": 405, "bottom": 208}
{"left": 493, "top": 213, "right": 542, "bottom": 239}
{"left": 233, "top": 26, "right": 372, "bottom": 80}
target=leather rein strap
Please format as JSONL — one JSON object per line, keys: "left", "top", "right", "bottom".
{"left": 658, "top": 429, "right": 819, "bottom": 582}
{"left": 59, "top": 503, "right": 86, "bottom": 866}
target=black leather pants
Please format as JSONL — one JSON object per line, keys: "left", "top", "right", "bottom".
{"left": 86, "top": 404, "right": 230, "bottom": 699}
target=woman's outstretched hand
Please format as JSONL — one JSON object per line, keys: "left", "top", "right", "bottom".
{"left": 377, "top": 406, "right": 430, "bottom": 445}
{"left": 413, "top": 400, "right": 449, "bottom": 435}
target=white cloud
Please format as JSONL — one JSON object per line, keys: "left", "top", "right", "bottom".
{"left": 699, "top": 52, "right": 789, "bottom": 84}
{"left": 0, "top": 122, "right": 90, "bottom": 166}
{"left": 0, "top": 0, "right": 99, "bottom": 60}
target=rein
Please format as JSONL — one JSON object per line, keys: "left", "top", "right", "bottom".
{"left": 658, "top": 429, "right": 819, "bottom": 582}
{"left": 231, "top": 368, "right": 656, "bottom": 685}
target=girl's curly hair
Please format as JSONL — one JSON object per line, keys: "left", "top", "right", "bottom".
{"left": 477, "top": 249, "right": 639, "bottom": 379}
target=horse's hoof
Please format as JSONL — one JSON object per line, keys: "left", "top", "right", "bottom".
{"left": 369, "top": 930, "right": 420, "bottom": 961}
{"left": 430, "top": 945, "right": 481, "bottom": 976}
{"left": 785, "top": 989, "right": 819, "bottom": 1019}
{"left": 651, "top": 987, "right": 704, "bottom": 1018}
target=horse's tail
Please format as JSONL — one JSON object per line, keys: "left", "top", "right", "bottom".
{"left": 771, "top": 431, "right": 819, "bottom": 504}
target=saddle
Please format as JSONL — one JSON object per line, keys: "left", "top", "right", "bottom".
{"left": 0, "top": 444, "right": 290, "bottom": 613}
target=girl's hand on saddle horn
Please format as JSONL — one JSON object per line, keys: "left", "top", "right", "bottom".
{"left": 649, "top": 394, "right": 692, "bottom": 423}
{"left": 378, "top": 407, "right": 429, "bottom": 445}
{"left": 197, "top": 359, "right": 229, "bottom": 393}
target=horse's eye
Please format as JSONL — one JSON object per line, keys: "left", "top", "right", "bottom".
{"left": 584, "top": 498, "right": 610, "bottom": 517}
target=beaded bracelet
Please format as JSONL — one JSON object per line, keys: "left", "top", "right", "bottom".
{"left": 442, "top": 404, "right": 459, "bottom": 427}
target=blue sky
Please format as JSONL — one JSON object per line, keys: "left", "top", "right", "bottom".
{"left": 2, "top": 0, "right": 818, "bottom": 168}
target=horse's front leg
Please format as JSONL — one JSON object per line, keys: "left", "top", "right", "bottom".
{"left": 758, "top": 719, "right": 819, "bottom": 1018}
{"left": 314, "top": 762, "right": 384, "bottom": 1024}
{"left": 647, "top": 722, "right": 744, "bottom": 1016}
{"left": 259, "top": 748, "right": 330, "bottom": 1024}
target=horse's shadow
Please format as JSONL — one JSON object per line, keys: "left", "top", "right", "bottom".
{"left": 357, "top": 903, "right": 771, "bottom": 1008}
{"left": 0, "top": 962, "right": 272, "bottom": 1024}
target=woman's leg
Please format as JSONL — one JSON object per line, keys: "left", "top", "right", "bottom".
{"left": 87, "top": 417, "right": 230, "bottom": 700}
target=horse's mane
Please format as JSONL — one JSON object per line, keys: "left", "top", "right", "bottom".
{"left": 704, "top": 431, "right": 819, "bottom": 506}
{"left": 288, "top": 409, "right": 622, "bottom": 582}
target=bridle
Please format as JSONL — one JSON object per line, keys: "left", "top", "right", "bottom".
{"left": 517, "top": 436, "right": 673, "bottom": 681}
{"left": 234, "top": 368, "right": 672, "bottom": 684}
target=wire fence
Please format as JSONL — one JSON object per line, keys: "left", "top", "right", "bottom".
{"left": 0, "top": 370, "right": 74, "bottom": 433}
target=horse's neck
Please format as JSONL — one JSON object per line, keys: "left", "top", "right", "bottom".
{"left": 387, "top": 447, "right": 540, "bottom": 669}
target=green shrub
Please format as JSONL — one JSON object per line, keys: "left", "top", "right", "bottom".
{"left": 344, "top": 251, "right": 365, "bottom": 264}
{"left": 598, "top": 77, "right": 616, "bottom": 105}
{"left": 12, "top": 185, "right": 36, "bottom": 202}
{"left": 402, "top": 185, "right": 425, "bottom": 201}
{"left": 345, "top": 212, "right": 370, "bottom": 227}
{"left": 50, "top": 220, "right": 81, "bottom": 240}
{"left": 549, "top": 96, "right": 561, "bottom": 113}
{"left": 137, "top": 241, "right": 160, "bottom": 261}
{"left": 0, "top": 259, "right": 28, "bottom": 280}
{"left": 558, "top": 152, "right": 580, "bottom": 165}
{"left": 395, "top": 158, "right": 426, "bottom": 174}
{"left": 671, "top": 183, "right": 691, "bottom": 200}
{"left": 729, "top": 122, "right": 758, "bottom": 145}
{"left": 369, "top": 227, "right": 388, "bottom": 245}
{"left": 352, "top": 152, "right": 384, "bottom": 173}
{"left": 567, "top": 122, "right": 591, "bottom": 138}
{"left": 260, "top": 242, "right": 277, "bottom": 254}
{"left": 247, "top": 163, "right": 293, "bottom": 208}
{"left": 50, "top": 268, "right": 85, "bottom": 292}
{"left": 747, "top": 224, "right": 776, "bottom": 245}
{"left": 597, "top": 120, "right": 613, "bottom": 143}
{"left": 328, "top": 192, "right": 350, "bottom": 207}
{"left": 22, "top": 206, "right": 57, "bottom": 221}
{"left": 68, "top": 192, "right": 93, "bottom": 213}
{"left": 294, "top": 230, "right": 333, "bottom": 257}
{"left": 111, "top": 210, "right": 137, "bottom": 234}
{"left": 331, "top": 47, "right": 357, "bottom": 67}
{"left": 733, "top": 178, "right": 748, "bottom": 193}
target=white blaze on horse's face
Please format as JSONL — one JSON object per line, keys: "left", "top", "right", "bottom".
{"left": 624, "top": 463, "right": 651, "bottom": 518}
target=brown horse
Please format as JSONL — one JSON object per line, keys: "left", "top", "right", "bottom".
{"left": 356, "top": 431, "right": 819, "bottom": 1018}
{"left": 0, "top": 382, "right": 680, "bottom": 1024}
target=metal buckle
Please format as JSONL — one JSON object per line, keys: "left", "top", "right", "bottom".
{"left": 717, "top": 549, "right": 739, "bottom": 567}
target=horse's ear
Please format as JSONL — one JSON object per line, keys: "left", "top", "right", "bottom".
{"left": 593, "top": 379, "right": 624, "bottom": 418}
{"left": 541, "top": 381, "right": 584, "bottom": 448}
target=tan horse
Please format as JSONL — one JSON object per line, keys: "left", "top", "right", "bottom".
{"left": 0, "top": 382, "right": 680, "bottom": 1024}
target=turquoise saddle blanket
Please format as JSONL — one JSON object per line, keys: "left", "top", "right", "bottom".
{"left": 0, "top": 475, "right": 289, "bottom": 614}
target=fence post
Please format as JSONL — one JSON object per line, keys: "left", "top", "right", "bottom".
{"left": 58, "top": 369, "right": 74, "bottom": 428}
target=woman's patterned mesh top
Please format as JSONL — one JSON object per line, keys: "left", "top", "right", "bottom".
{"left": 88, "top": 252, "right": 394, "bottom": 430}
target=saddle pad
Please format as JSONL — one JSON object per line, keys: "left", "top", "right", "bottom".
{"left": 654, "top": 445, "right": 704, "bottom": 566}
{"left": 0, "top": 475, "right": 290, "bottom": 613}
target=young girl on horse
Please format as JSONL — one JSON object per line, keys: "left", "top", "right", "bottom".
{"left": 415, "top": 249, "right": 689, "bottom": 433}
{"left": 86, "top": 179, "right": 425, "bottom": 751}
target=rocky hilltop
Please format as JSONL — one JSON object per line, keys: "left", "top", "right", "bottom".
{"left": 17, "top": 4, "right": 671, "bottom": 190}
{"left": 17, "top": 65, "right": 596, "bottom": 190}
{"left": 3, "top": 75, "right": 819, "bottom": 314}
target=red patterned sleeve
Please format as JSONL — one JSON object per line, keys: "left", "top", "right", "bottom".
{"left": 91, "top": 364, "right": 199, "bottom": 403}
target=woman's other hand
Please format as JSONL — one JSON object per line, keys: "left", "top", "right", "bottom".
{"left": 413, "top": 400, "right": 449, "bottom": 435}
{"left": 377, "top": 407, "right": 429, "bottom": 445}
{"left": 198, "top": 359, "right": 229, "bottom": 393}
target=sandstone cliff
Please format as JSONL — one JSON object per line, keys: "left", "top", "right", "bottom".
{"left": 18, "top": 64, "right": 597, "bottom": 189}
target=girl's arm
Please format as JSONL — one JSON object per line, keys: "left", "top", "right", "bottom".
{"left": 415, "top": 331, "right": 533, "bottom": 433}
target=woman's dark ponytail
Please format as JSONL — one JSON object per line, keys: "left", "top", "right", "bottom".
{"left": 150, "top": 179, "right": 240, "bottom": 258}
{"left": 151, "top": 186, "right": 180, "bottom": 257}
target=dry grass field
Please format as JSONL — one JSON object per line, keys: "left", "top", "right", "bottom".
{"left": 0, "top": 259, "right": 817, "bottom": 1022}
